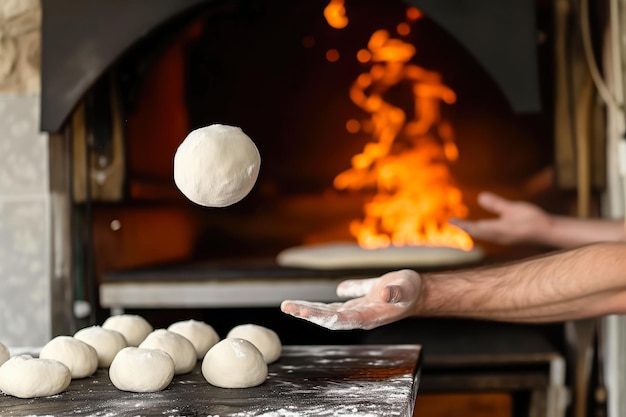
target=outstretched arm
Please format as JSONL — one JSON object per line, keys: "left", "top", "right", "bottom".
{"left": 419, "top": 242, "right": 626, "bottom": 322}
{"left": 450, "top": 192, "right": 626, "bottom": 248}
{"left": 281, "top": 242, "right": 626, "bottom": 329}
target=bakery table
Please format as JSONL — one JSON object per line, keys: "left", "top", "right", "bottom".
{"left": 0, "top": 344, "right": 422, "bottom": 417}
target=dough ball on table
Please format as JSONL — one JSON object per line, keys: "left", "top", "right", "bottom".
{"left": 174, "top": 124, "right": 261, "bottom": 207}
{"left": 102, "top": 314, "right": 153, "bottom": 347}
{"left": 138, "top": 329, "right": 196, "bottom": 375}
{"left": 0, "top": 341, "right": 9, "bottom": 366}
{"left": 0, "top": 355, "right": 71, "bottom": 398}
{"left": 74, "top": 325, "right": 128, "bottom": 368}
{"left": 39, "top": 336, "right": 98, "bottom": 379}
{"left": 167, "top": 319, "right": 220, "bottom": 360}
{"left": 109, "top": 347, "right": 175, "bottom": 393}
{"left": 202, "top": 338, "right": 268, "bottom": 388}
{"left": 227, "top": 324, "right": 282, "bottom": 363}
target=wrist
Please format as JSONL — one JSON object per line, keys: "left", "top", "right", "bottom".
{"left": 411, "top": 271, "right": 434, "bottom": 318}
{"left": 527, "top": 212, "right": 555, "bottom": 245}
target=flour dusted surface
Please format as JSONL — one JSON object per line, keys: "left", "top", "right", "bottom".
{"left": 0, "top": 345, "right": 421, "bottom": 417}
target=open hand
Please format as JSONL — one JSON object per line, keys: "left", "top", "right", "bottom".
{"left": 450, "top": 191, "right": 551, "bottom": 245}
{"left": 281, "top": 269, "right": 422, "bottom": 330}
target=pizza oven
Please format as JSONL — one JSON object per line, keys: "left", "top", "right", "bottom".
{"left": 42, "top": 0, "right": 588, "bottom": 323}
{"left": 42, "top": 1, "right": 613, "bottom": 415}
{"left": 43, "top": 0, "right": 596, "bottom": 354}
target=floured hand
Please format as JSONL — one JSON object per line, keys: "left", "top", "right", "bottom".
{"left": 280, "top": 269, "right": 422, "bottom": 330}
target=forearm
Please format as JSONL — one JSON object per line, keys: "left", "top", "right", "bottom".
{"left": 416, "top": 242, "right": 626, "bottom": 322}
{"left": 536, "top": 217, "right": 626, "bottom": 248}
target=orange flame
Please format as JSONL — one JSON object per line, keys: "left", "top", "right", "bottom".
{"left": 326, "top": 8, "right": 473, "bottom": 251}
{"left": 324, "top": 0, "right": 348, "bottom": 29}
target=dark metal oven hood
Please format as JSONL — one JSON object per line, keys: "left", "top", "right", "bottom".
{"left": 40, "top": 0, "right": 541, "bottom": 133}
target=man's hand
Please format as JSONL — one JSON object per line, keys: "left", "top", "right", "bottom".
{"left": 280, "top": 269, "right": 422, "bottom": 330}
{"left": 450, "top": 191, "right": 551, "bottom": 245}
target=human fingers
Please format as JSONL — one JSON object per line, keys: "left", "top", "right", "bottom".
{"left": 450, "top": 217, "right": 497, "bottom": 237}
{"left": 477, "top": 192, "right": 512, "bottom": 215}
{"left": 281, "top": 300, "right": 338, "bottom": 315}
{"left": 280, "top": 300, "right": 361, "bottom": 330}
{"left": 448, "top": 217, "right": 474, "bottom": 232}
{"left": 337, "top": 277, "right": 378, "bottom": 298}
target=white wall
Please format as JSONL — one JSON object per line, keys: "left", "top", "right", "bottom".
{"left": 0, "top": 0, "right": 50, "bottom": 347}
{"left": 0, "top": 95, "right": 50, "bottom": 347}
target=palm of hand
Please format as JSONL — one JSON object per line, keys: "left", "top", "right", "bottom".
{"left": 281, "top": 270, "right": 421, "bottom": 330}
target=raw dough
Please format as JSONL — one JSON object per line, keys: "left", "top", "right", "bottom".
{"left": 109, "top": 347, "right": 175, "bottom": 393}
{"left": 277, "top": 241, "right": 484, "bottom": 270}
{"left": 226, "top": 324, "right": 281, "bottom": 364}
{"left": 0, "top": 355, "right": 71, "bottom": 398}
{"left": 173, "top": 124, "right": 261, "bottom": 207}
{"left": 167, "top": 319, "right": 220, "bottom": 360}
{"left": 202, "top": 338, "right": 268, "bottom": 388}
{"left": 0, "top": 341, "right": 8, "bottom": 366}
{"left": 102, "top": 314, "right": 153, "bottom": 347}
{"left": 74, "top": 325, "right": 128, "bottom": 368}
{"left": 39, "top": 336, "right": 98, "bottom": 379}
{"left": 138, "top": 329, "right": 196, "bottom": 374}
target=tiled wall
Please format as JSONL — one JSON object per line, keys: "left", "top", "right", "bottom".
{"left": 0, "top": 95, "right": 50, "bottom": 347}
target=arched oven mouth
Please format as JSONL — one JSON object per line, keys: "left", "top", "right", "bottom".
{"left": 42, "top": 0, "right": 583, "bottom": 317}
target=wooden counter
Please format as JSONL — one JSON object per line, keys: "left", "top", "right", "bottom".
{"left": 0, "top": 344, "right": 422, "bottom": 416}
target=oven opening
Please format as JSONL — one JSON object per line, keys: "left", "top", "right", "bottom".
{"left": 84, "top": 0, "right": 561, "bottom": 278}
{"left": 35, "top": 1, "right": 611, "bottom": 413}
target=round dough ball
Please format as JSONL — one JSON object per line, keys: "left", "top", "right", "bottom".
{"left": 138, "top": 329, "right": 196, "bottom": 374}
{"left": 0, "top": 355, "right": 71, "bottom": 398}
{"left": 173, "top": 124, "right": 261, "bottom": 207}
{"left": 109, "top": 347, "right": 175, "bottom": 393}
{"left": 74, "top": 325, "right": 128, "bottom": 368}
{"left": 102, "top": 314, "right": 153, "bottom": 347}
{"left": 202, "top": 338, "right": 268, "bottom": 388}
{"left": 227, "top": 324, "right": 282, "bottom": 363}
{"left": 0, "top": 341, "right": 9, "bottom": 366}
{"left": 168, "top": 319, "right": 220, "bottom": 360}
{"left": 39, "top": 336, "right": 98, "bottom": 379}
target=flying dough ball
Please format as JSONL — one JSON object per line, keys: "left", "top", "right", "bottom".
{"left": 173, "top": 124, "right": 261, "bottom": 207}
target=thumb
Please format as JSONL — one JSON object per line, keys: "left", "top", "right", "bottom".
{"left": 381, "top": 285, "right": 403, "bottom": 303}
